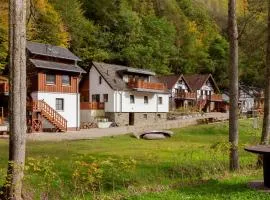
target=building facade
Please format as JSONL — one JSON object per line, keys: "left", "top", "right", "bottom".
{"left": 184, "top": 74, "right": 223, "bottom": 112}
{"left": 158, "top": 75, "right": 196, "bottom": 110}
{"left": 80, "top": 62, "right": 169, "bottom": 126}
{"left": 26, "top": 41, "right": 85, "bottom": 132}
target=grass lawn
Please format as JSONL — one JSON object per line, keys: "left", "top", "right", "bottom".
{"left": 0, "top": 119, "right": 268, "bottom": 199}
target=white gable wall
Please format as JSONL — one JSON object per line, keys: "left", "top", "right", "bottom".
{"left": 89, "top": 66, "right": 115, "bottom": 112}
{"left": 89, "top": 67, "right": 169, "bottom": 113}
{"left": 171, "top": 78, "right": 189, "bottom": 98}
{"left": 197, "top": 81, "right": 215, "bottom": 99}
{"left": 239, "top": 90, "right": 254, "bottom": 112}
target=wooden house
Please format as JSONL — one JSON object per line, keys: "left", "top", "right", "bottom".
{"left": 26, "top": 41, "right": 86, "bottom": 132}
{"left": 158, "top": 74, "right": 196, "bottom": 110}
{"left": 184, "top": 74, "right": 223, "bottom": 112}
{"left": 239, "top": 85, "right": 264, "bottom": 114}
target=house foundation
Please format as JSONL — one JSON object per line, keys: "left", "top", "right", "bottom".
{"left": 105, "top": 112, "right": 167, "bottom": 126}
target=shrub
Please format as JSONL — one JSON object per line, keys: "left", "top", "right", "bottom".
{"left": 72, "top": 155, "right": 137, "bottom": 195}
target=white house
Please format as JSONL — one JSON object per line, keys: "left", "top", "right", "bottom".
{"left": 158, "top": 74, "right": 196, "bottom": 110}
{"left": 184, "top": 74, "right": 223, "bottom": 112}
{"left": 26, "top": 41, "right": 86, "bottom": 132}
{"left": 80, "top": 62, "right": 169, "bottom": 126}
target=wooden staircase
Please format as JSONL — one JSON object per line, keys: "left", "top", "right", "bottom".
{"left": 197, "top": 99, "right": 208, "bottom": 111}
{"left": 31, "top": 100, "right": 67, "bottom": 132}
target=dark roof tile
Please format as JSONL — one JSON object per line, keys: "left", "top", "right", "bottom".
{"left": 92, "top": 62, "right": 168, "bottom": 93}
{"left": 184, "top": 74, "right": 220, "bottom": 93}
{"left": 27, "top": 41, "right": 81, "bottom": 61}
{"left": 30, "top": 59, "right": 86, "bottom": 73}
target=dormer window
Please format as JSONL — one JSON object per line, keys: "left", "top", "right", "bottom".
{"left": 46, "top": 74, "right": 56, "bottom": 85}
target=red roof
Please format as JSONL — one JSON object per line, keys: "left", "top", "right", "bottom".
{"left": 158, "top": 75, "right": 180, "bottom": 89}
{"left": 184, "top": 74, "right": 220, "bottom": 92}
{"left": 158, "top": 74, "right": 193, "bottom": 91}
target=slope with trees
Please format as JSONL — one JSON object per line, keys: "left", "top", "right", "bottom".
{"left": 0, "top": 0, "right": 266, "bottom": 89}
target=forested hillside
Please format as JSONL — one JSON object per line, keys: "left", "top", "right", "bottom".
{"left": 0, "top": 0, "right": 267, "bottom": 88}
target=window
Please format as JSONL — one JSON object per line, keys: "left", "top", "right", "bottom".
{"left": 144, "top": 96, "right": 148, "bottom": 104}
{"left": 46, "top": 74, "right": 56, "bottom": 85}
{"left": 130, "top": 95, "right": 135, "bottom": 104}
{"left": 103, "top": 94, "right": 108, "bottom": 102}
{"left": 143, "top": 114, "right": 147, "bottom": 119}
{"left": 157, "top": 114, "right": 161, "bottom": 119}
{"left": 99, "top": 76, "right": 102, "bottom": 84}
{"left": 56, "top": 98, "right": 64, "bottom": 111}
{"left": 201, "top": 90, "right": 204, "bottom": 95}
{"left": 92, "top": 94, "right": 100, "bottom": 102}
{"left": 62, "top": 75, "right": 70, "bottom": 85}
{"left": 158, "top": 97, "right": 163, "bottom": 104}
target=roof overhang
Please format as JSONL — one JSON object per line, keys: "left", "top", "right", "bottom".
{"left": 120, "top": 68, "right": 156, "bottom": 76}
{"left": 30, "top": 59, "right": 86, "bottom": 74}
{"left": 132, "top": 88, "right": 170, "bottom": 94}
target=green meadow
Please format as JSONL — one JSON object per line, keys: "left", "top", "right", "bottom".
{"left": 0, "top": 119, "right": 268, "bottom": 199}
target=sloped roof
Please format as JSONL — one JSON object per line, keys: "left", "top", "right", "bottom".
{"left": 184, "top": 74, "right": 220, "bottom": 93}
{"left": 92, "top": 62, "right": 168, "bottom": 93}
{"left": 240, "top": 85, "right": 263, "bottom": 98}
{"left": 30, "top": 59, "right": 86, "bottom": 73}
{"left": 158, "top": 74, "right": 193, "bottom": 91}
{"left": 158, "top": 75, "right": 180, "bottom": 89}
{"left": 27, "top": 41, "right": 81, "bottom": 61}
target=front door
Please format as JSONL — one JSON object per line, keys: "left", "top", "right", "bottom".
{"left": 129, "top": 113, "right": 134, "bottom": 125}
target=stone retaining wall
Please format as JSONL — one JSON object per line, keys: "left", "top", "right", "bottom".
{"left": 105, "top": 112, "right": 167, "bottom": 126}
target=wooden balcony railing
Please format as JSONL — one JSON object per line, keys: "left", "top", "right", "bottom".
{"left": 128, "top": 80, "right": 165, "bottom": 90}
{"left": 0, "top": 82, "right": 9, "bottom": 94}
{"left": 208, "top": 94, "right": 222, "bottom": 101}
{"left": 80, "top": 102, "right": 105, "bottom": 110}
{"left": 176, "top": 92, "right": 196, "bottom": 99}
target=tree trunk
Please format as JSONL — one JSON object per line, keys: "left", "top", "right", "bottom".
{"left": 258, "top": 0, "right": 270, "bottom": 167}
{"left": 261, "top": 0, "right": 270, "bottom": 147}
{"left": 2, "top": 0, "right": 27, "bottom": 199}
{"left": 228, "top": 0, "right": 239, "bottom": 171}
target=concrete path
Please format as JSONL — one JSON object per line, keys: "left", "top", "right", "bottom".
{"left": 1, "top": 112, "right": 228, "bottom": 142}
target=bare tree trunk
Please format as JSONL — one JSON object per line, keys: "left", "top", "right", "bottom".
{"left": 258, "top": 0, "right": 270, "bottom": 167}
{"left": 261, "top": 0, "right": 270, "bottom": 146}
{"left": 228, "top": 0, "right": 239, "bottom": 171}
{"left": 2, "top": 0, "right": 27, "bottom": 199}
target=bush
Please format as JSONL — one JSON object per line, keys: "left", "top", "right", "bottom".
{"left": 72, "top": 155, "right": 137, "bottom": 196}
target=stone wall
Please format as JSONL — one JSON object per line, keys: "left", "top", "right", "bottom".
{"left": 134, "top": 113, "right": 167, "bottom": 126}
{"left": 105, "top": 112, "right": 167, "bottom": 126}
{"left": 105, "top": 112, "right": 129, "bottom": 126}
{"left": 81, "top": 110, "right": 105, "bottom": 123}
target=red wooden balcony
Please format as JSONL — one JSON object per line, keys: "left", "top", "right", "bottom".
{"left": 128, "top": 80, "right": 165, "bottom": 91}
{"left": 208, "top": 94, "right": 222, "bottom": 101}
{"left": 80, "top": 102, "right": 105, "bottom": 110}
{"left": 0, "top": 82, "right": 9, "bottom": 94}
{"left": 176, "top": 92, "right": 196, "bottom": 99}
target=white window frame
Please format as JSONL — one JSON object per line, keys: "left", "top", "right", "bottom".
{"left": 56, "top": 98, "right": 64, "bottom": 111}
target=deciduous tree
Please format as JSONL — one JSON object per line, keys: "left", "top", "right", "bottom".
{"left": 2, "top": 0, "right": 27, "bottom": 199}
{"left": 260, "top": 0, "right": 270, "bottom": 162}
{"left": 228, "top": 0, "right": 239, "bottom": 171}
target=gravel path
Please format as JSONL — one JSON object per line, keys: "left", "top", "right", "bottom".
{"left": 0, "top": 112, "right": 229, "bottom": 142}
